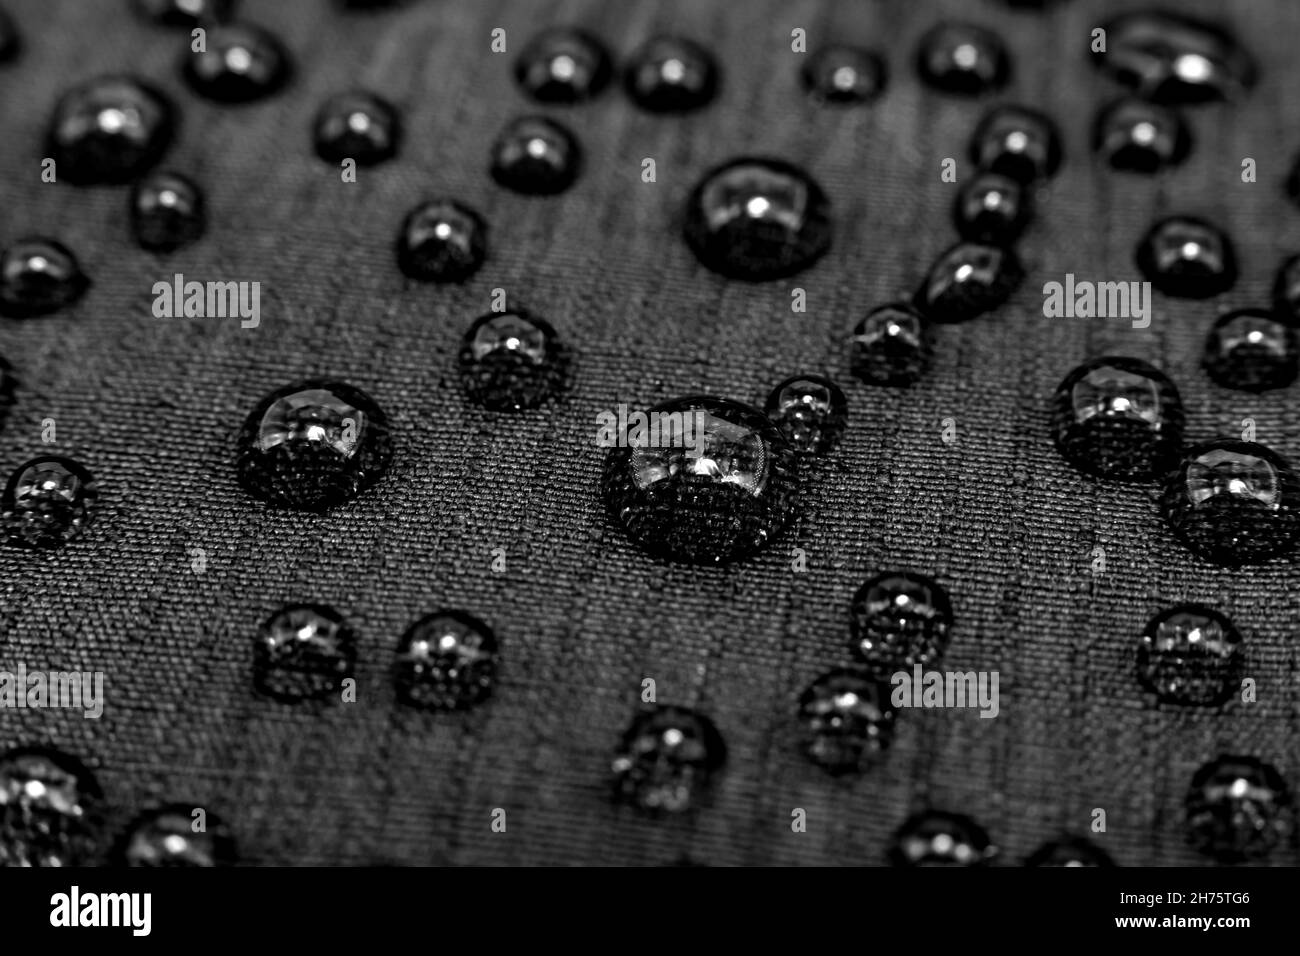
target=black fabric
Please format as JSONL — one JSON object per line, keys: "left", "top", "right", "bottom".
{"left": 1, "top": 0, "right": 1297, "bottom": 866}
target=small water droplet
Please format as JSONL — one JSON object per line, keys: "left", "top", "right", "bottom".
{"left": 915, "top": 22, "right": 1010, "bottom": 95}
{"left": 1050, "top": 356, "right": 1184, "bottom": 481}
{"left": 182, "top": 22, "right": 291, "bottom": 103}
{"left": 611, "top": 705, "right": 726, "bottom": 813}
{"left": 489, "top": 115, "right": 582, "bottom": 195}
{"left": 763, "top": 374, "right": 847, "bottom": 455}
{"left": 1024, "top": 837, "right": 1115, "bottom": 867}
{"left": 114, "top": 804, "right": 236, "bottom": 866}
{"left": 850, "top": 572, "right": 952, "bottom": 674}
{"left": 2, "top": 455, "right": 97, "bottom": 549}
{"left": 624, "top": 35, "right": 719, "bottom": 112}
{"left": 514, "top": 28, "right": 612, "bottom": 103}
{"left": 0, "top": 238, "right": 89, "bottom": 319}
{"left": 683, "top": 158, "right": 831, "bottom": 281}
{"left": 132, "top": 0, "right": 236, "bottom": 27}
{"left": 1094, "top": 11, "right": 1256, "bottom": 103}
{"left": 395, "top": 609, "right": 498, "bottom": 710}
{"left": 396, "top": 199, "right": 487, "bottom": 282}
{"left": 799, "top": 668, "right": 895, "bottom": 774}
{"left": 457, "top": 310, "right": 570, "bottom": 410}
{"left": 1136, "top": 216, "right": 1237, "bottom": 299}
{"left": 130, "top": 171, "right": 206, "bottom": 252}
{"left": 235, "top": 380, "right": 393, "bottom": 510}
{"left": 1185, "top": 755, "right": 1291, "bottom": 862}
{"left": 45, "top": 75, "right": 174, "bottom": 185}
{"left": 0, "top": 746, "right": 103, "bottom": 867}
{"left": 254, "top": 603, "right": 356, "bottom": 701}
{"left": 1203, "top": 308, "right": 1298, "bottom": 392}
{"left": 1137, "top": 604, "right": 1242, "bottom": 706}
{"left": 953, "top": 170, "right": 1030, "bottom": 244}
{"left": 1092, "top": 97, "right": 1191, "bottom": 173}
{"left": 802, "top": 44, "right": 887, "bottom": 104}
{"left": 848, "top": 303, "right": 932, "bottom": 387}
{"left": 914, "top": 241, "right": 1023, "bottom": 323}
{"left": 602, "top": 395, "right": 798, "bottom": 564}
{"left": 969, "top": 105, "right": 1062, "bottom": 183}
{"left": 313, "top": 90, "right": 400, "bottom": 165}
{"left": 1161, "top": 439, "right": 1300, "bottom": 565}
{"left": 889, "top": 810, "right": 993, "bottom": 866}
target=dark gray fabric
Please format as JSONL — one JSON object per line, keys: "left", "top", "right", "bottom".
{"left": 0, "top": 0, "right": 1297, "bottom": 865}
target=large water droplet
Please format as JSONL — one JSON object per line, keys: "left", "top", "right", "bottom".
{"left": 514, "top": 27, "right": 612, "bottom": 103}
{"left": 953, "top": 170, "right": 1030, "bottom": 245}
{"left": 1094, "top": 11, "right": 1256, "bottom": 104}
{"left": 395, "top": 609, "right": 498, "bottom": 710}
{"left": 0, "top": 746, "right": 103, "bottom": 867}
{"left": 0, "top": 238, "right": 89, "bottom": 318}
{"left": 602, "top": 395, "right": 798, "bottom": 564}
{"left": 1161, "top": 439, "right": 1300, "bottom": 565}
{"left": 969, "top": 105, "right": 1062, "bottom": 183}
{"left": 235, "top": 380, "right": 393, "bottom": 510}
{"left": 1136, "top": 215, "right": 1236, "bottom": 299}
{"left": 313, "top": 91, "right": 400, "bottom": 166}
{"left": 683, "top": 158, "right": 831, "bottom": 280}
{"left": 0, "top": 4, "right": 20, "bottom": 62}
{"left": 763, "top": 374, "right": 847, "bottom": 455}
{"left": 624, "top": 35, "right": 719, "bottom": 113}
{"left": 1185, "top": 755, "right": 1292, "bottom": 862}
{"left": 802, "top": 44, "right": 887, "bottom": 104}
{"left": 849, "top": 572, "right": 952, "bottom": 674}
{"left": 848, "top": 303, "right": 933, "bottom": 387}
{"left": 182, "top": 22, "right": 291, "bottom": 102}
{"left": 1272, "top": 254, "right": 1300, "bottom": 322}
{"left": 254, "top": 603, "right": 357, "bottom": 701}
{"left": 2, "top": 455, "right": 97, "bottom": 549}
{"left": 889, "top": 810, "right": 994, "bottom": 866}
{"left": 457, "top": 310, "right": 570, "bottom": 410}
{"left": 132, "top": 0, "right": 236, "bottom": 27}
{"left": 46, "top": 75, "right": 174, "bottom": 185}
{"left": 1203, "top": 308, "right": 1298, "bottom": 392}
{"left": 1050, "top": 356, "right": 1184, "bottom": 481}
{"left": 396, "top": 199, "right": 487, "bottom": 282}
{"left": 489, "top": 115, "right": 582, "bottom": 195}
{"left": 1137, "top": 604, "right": 1242, "bottom": 706}
{"left": 611, "top": 705, "right": 726, "bottom": 813}
{"left": 114, "top": 804, "right": 236, "bottom": 866}
{"left": 1024, "top": 837, "right": 1115, "bottom": 867}
{"left": 1092, "top": 97, "right": 1191, "bottom": 173}
{"left": 130, "top": 171, "right": 206, "bottom": 252}
{"left": 914, "top": 241, "right": 1023, "bottom": 323}
{"left": 799, "top": 668, "right": 895, "bottom": 774}
{"left": 915, "top": 22, "right": 1010, "bottom": 95}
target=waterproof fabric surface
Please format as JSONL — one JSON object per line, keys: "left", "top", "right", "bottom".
{"left": 1, "top": 0, "right": 1298, "bottom": 866}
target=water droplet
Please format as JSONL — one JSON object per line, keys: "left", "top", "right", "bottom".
{"left": 602, "top": 395, "right": 798, "bottom": 564}
{"left": 1185, "top": 755, "right": 1292, "bottom": 862}
{"left": 0, "top": 746, "right": 103, "bottom": 867}
{"left": 801, "top": 44, "right": 887, "bottom": 104}
{"left": 1050, "top": 356, "right": 1184, "bottom": 481}
{"left": 0, "top": 238, "right": 89, "bottom": 319}
{"left": 395, "top": 609, "right": 498, "bottom": 710}
{"left": 2, "top": 455, "right": 97, "bottom": 549}
{"left": 953, "top": 170, "right": 1030, "bottom": 245}
{"left": 1092, "top": 97, "right": 1191, "bottom": 173}
{"left": 235, "top": 380, "right": 393, "bottom": 510}
{"left": 1137, "top": 604, "right": 1242, "bottom": 706}
{"left": 396, "top": 199, "right": 487, "bottom": 282}
{"left": 182, "top": 22, "right": 291, "bottom": 103}
{"left": 1272, "top": 254, "right": 1300, "bottom": 322}
{"left": 1024, "top": 837, "right": 1115, "bottom": 867}
{"left": 763, "top": 374, "right": 847, "bottom": 455}
{"left": 889, "top": 810, "right": 993, "bottom": 866}
{"left": 1094, "top": 11, "right": 1256, "bottom": 104}
{"left": 45, "top": 75, "right": 174, "bottom": 185}
{"left": 313, "top": 91, "right": 400, "bottom": 166}
{"left": 130, "top": 171, "right": 206, "bottom": 252}
{"left": 114, "top": 804, "right": 236, "bottom": 866}
{"left": 850, "top": 572, "right": 952, "bottom": 674}
{"left": 489, "top": 115, "right": 581, "bottom": 195}
{"left": 457, "top": 310, "right": 570, "bottom": 411}
{"left": 131, "top": 0, "right": 236, "bottom": 27}
{"left": 254, "top": 603, "right": 356, "bottom": 701}
{"left": 848, "top": 303, "right": 932, "bottom": 387}
{"left": 514, "top": 27, "right": 611, "bottom": 103}
{"left": 969, "top": 105, "right": 1062, "bottom": 184}
{"left": 611, "top": 705, "right": 726, "bottom": 813}
{"left": 799, "top": 668, "right": 895, "bottom": 774}
{"left": 1203, "top": 308, "right": 1298, "bottom": 392}
{"left": 683, "top": 158, "right": 831, "bottom": 280}
{"left": 914, "top": 241, "right": 1023, "bottom": 323}
{"left": 624, "top": 35, "right": 719, "bottom": 113}
{"left": 915, "top": 22, "right": 1009, "bottom": 95}
{"left": 1136, "top": 216, "right": 1236, "bottom": 299}
{"left": 0, "top": 4, "right": 20, "bottom": 62}
{"left": 1162, "top": 439, "right": 1300, "bottom": 565}
{"left": 0, "top": 354, "right": 15, "bottom": 430}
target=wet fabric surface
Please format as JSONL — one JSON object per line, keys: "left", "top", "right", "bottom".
{"left": 1, "top": 0, "right": 1298, "bottom": 865}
